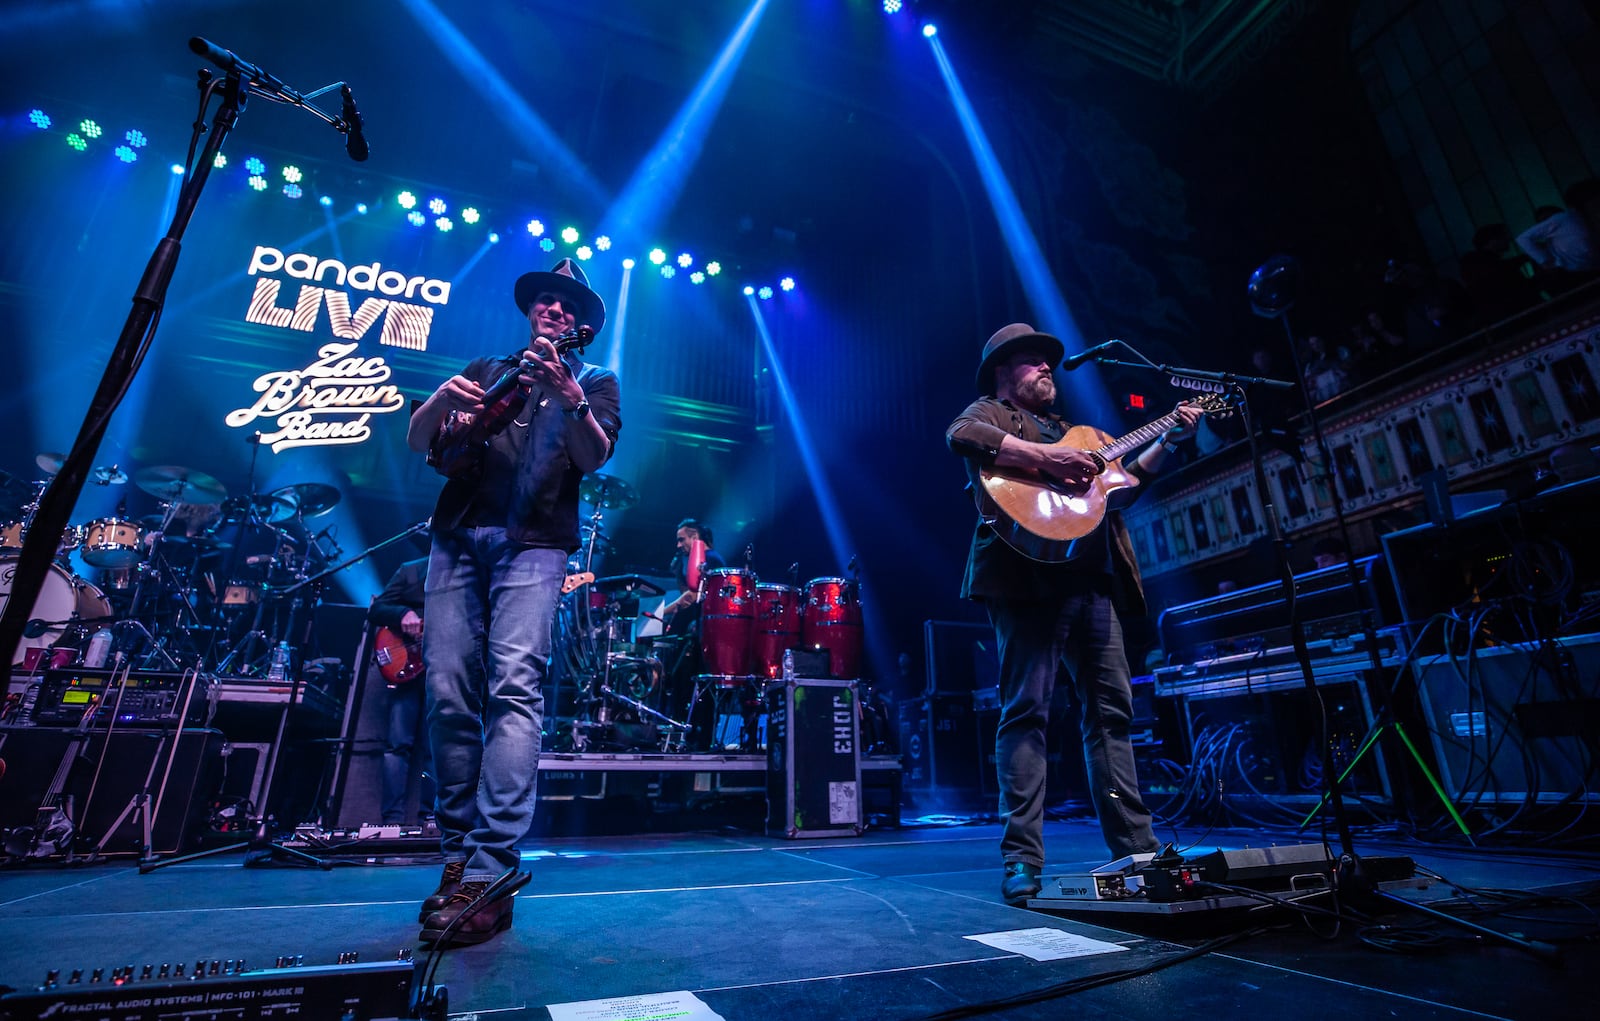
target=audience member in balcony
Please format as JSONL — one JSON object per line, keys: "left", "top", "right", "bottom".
{"left": 1301, "top": 333, "right": 1349, "bottom": 403}
{"left": 1517, "top": 181, "right": 1600, "bottom": 293}
{"left": 1459, "top": 223, "right": 1540, "bottom": 324}
{"left": 1380, "top": 259, "right": 1468, "bottom": 351}
{"left": 1348, "top": 310, "right": 1408, "bottom": 378}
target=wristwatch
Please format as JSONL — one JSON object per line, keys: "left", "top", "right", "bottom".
{"left": 563, "top": 399, "right": 591, "bottom": 421}
{"left": 1160, "top": 433, "right": 1181, "bottom": 454}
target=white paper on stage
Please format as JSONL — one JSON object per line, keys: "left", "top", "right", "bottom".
{"left": 547, "top": 989, "right": 725, "bottom": 1021}
{"left": 962, "top": 927, "right": 1131, "bottom": 962}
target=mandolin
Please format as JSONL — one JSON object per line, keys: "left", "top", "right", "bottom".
{"left": 427, "top": 324, "right": 594, "bottom": 479}
{"left": 978, "top": 393, "right": 1232, "bottom": 562}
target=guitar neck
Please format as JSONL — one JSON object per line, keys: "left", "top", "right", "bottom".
{"left": 1096, "top": 408, "right": 1183, "bottom": 462}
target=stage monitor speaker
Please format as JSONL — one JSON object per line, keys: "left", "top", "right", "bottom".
{"left": 923, "top": 619, "right": 997, "bottom": 695}
{"left": 1412, "top": 633, "right": 1600, "bottom": 804}
{"left": 0, "top": 726, "right": 224, "bottom": 855}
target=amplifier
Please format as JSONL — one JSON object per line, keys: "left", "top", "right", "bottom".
{"left": 30, "top": 669, "right": 211, "bottom": 728}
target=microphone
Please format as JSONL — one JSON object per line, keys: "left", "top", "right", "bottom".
{"left": 188, "top": 37, "right": 283, "bottom": 90}
{"left": 340, "top": 85, "right": 369, "bottom": 162}
{"left": 1059, "top": 340, "right": 1119, "bottom": 371}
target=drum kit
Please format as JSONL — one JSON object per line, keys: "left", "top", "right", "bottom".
{"left": 0, "top": 450, "right": 343, "bottom": 676}
{"left": 551, "top": 473, "right": 869, "bottom": 755}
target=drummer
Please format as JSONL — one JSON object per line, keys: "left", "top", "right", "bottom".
{"left": 660, "top": 518, "right": 724, "bottom": 637}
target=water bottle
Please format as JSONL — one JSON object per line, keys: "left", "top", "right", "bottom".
{"left": 84, "top": 627, "right": 114, "bottom": 669}
{"left": 782, "top": 648, "right": 796, "bottom": 683}
{"left": 267, "top": 641, "right": 292, "bottom": 682}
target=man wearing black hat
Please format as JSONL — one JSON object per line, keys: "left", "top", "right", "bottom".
{"left": 947, "top": 323, "right": 1200, "bottom": 905}
{"left": 405, "top": 258, "right": 620, "bottom": 946}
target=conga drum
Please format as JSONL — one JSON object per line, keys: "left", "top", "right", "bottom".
{"left": 749, "top": 583, "right": 800, "bottom": 679}
{"left": 699, "top": 568, "right": 756, "bottom": 679}
{"left": 801, "top": 576, "right": 862, "bottom": 680}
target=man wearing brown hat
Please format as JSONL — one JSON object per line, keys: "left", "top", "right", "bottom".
{"left": 947, "top": 323, "right": 1201, "bottom": 905}
{"left": 405, "top": 258, "right": 621, "bottom": 946}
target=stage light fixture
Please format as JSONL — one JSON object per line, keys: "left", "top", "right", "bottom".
{"left": 706, "top": 261, "right": 722, "bottom": 276}
{"left": 622, "top": 258, "right": 636, "bottom": 269}
{"left": 922, "top": 23, "right": 937, "bottom": 37}
{"left": 244, "top": 156, "right": 265, "bottom": 175}
{"left": 779, "top": 277, "right": 795, "bottom": 292}
{"left": 407, "top": 210, "right": 426, "bottom": 227}
{"left": 648, "top": 248, "right": 667, "bottom": 265}
{"left": 247, "top": 175, "right": 268, "bottom": 191}
{"left": 690, "top": 271, "right": 705, "bottom": 284}
{"left": 79, "top": 119, "right": 102, "bottom": 139}
{"left": 540, "top": 237, "right": 556, "bottom": 252}
{"left": 212, "top": 153, "right": 227, "bottom": 169}
{"left": 436, "top": 216, "right": 453, "bottom": 232}
{"left": 283, "top": 183, "right": 303, "bottom": 199}
{"left": 576, "top": 246, "right": 593, "bottom": 260}
{"left": 462, "top": 207, "right": 480, "bottom": 224}
{"left": 356, "top": 202, "right": 369, "bottom": 214}
{"left": 595, "top": 235, "right": 612, "bottom": 251}
{"left": 742, "top": 285, "right": 755, "bottom": 296}
{"left": 114, "top": 145, "right": 137, "bottom": 163}
{"left": 883, "top": 0, "right": 902, "bottom": 12}
{"left": 527, "top": 219, "right": 545, "bottom": 237}
{"left": 283, "top": 165, "right": 303, "bottom": 183}
{"left": 125, "top": 129, "right": 147, "bottom": 148}
{"left": 759, "top": 286, "right": 774, "bottom": 300}
{"left": 318, "top": 195, "right": 333, "bottom": 207}
{"left": 398, "top": 190, "right": 417, "bottom": 209}
{"left": 676, "top": 252, "right": 693, "bottom": 268}
{"left": 488, "top": 231, "right": 501, "bottom": 244}
{"left": 170, "top": 164, "right": 185, "bottom": 175}
{"left": 428, "top": 197, "right": 447, "bottom": 215}
{"left": 561, "top": 226, "right": 580, "bottom": 244}
{"left": 661, "top": 265, "right": 676, "bottom": 279}
{"left": 28, "top": 109, "right": 50, "bottom": 129}
{"left": 66, "top": 133, "right": 86, "bottom": 151}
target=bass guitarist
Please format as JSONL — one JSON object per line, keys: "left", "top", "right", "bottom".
{"left": 946, "top": 323, "right": 1201, "bottom": 906}
{"left": 368, "top": 556, "right": 433, "bottom": 828}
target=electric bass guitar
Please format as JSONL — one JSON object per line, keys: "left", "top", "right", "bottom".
{"left": 372, "top": 573, "right": 596, "bottom": 685}
{"left": 978, "top": 393, "right": 1232, "bottom": 562}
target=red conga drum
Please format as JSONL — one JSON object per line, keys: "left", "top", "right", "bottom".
{"left": 749, "top": 583, "right": 800, "bottom": 679}
{"left": 699, "top": 568, "right": 756, "bottom": 679}
{"left": 801, "top": 576, "right": 862, "bottom": 680}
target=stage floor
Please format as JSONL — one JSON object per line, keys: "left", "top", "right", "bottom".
{"left": 2, "top": 819, "right": 1595, "bottom": 1020}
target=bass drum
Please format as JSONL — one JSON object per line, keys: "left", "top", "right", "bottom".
{"left": 0, "top": 556, "right": 113, "bottom": 665}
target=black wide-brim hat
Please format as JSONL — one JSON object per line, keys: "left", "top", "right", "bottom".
{"left": 975, "top": 322, "right": 1063, "bottom": 393}
{"left": 514, "top": 258, "right": 607, "bottom": 334}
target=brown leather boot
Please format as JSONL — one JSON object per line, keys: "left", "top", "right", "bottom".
{"left": 419, "top": 880, "right": 515, "bottom": 947}
{"left": 418, "top": 860, "right": 465, "bottom": 923}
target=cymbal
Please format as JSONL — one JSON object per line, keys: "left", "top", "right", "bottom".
{"left": 265, "top": 482, "right": 341, "bottom": 521}
{"left": 161, "top": 533, "right": 233, "bottom": 554}
{"left": 579, "top": 474, "right": 638, "bottom": 509}
{"left": 134, "top": 466, "right": 229, "bottom": 504}
{"left": 91, "top": 465, "right": 129, "bottom": 485}
{"left": 36, "top": 452, "right": 65, "bottom": 476}
{"left": 593, "top": 574, "right": 666, "bottom": 597}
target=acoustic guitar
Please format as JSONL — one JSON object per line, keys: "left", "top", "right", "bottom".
{"left": 373, "top": 572, "right": 596, "bottom": 685}
{"left": 978, "top": 393, "right": 1232, "bottom": 562}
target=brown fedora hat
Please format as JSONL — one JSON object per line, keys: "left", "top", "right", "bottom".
{"left": 513, "top": 258, "right": 607, "bottom": 334}
{"left": 975, "top": 323, "right": 1063, "bottom": 394}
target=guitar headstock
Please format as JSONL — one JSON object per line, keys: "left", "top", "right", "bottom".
{"left": 1183, "top": 391, "right": 1238, "bottom": 420}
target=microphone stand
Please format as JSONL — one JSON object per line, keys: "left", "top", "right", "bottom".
{"left": 0, "top": 40, "right": 369, "bottom": 683}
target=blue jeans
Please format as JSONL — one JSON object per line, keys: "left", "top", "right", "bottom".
{"left": 424, "top": 527, "right": 565, "bottom": 880}
{"left": 380, "top": 678, "right": 434, "bottom": 824}
{"left": 987, "top": 579, "right": 1157, "bottom": 866}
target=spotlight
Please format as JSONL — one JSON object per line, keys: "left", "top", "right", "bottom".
{"left": 212, "top": 153, "right": 227, "bottom": 169}
{"left": 758, "top": 286, "right": 774, "bottom": 300}
{"left": 676, "top": 252, "right": 693, "bottom": 269}
{"left": 436, "top": 216, "right": 452, "bottom": 232}
{"left": 407, "top": 210, "right": 426, "bottom": 227}
{"left": 488, "top": 231, "right": 501, "bottom": 244}
{"left": 576, "top": 246, "right": 593, "bottom": 260}
{"left": 113, "top": 145, "right": 138, "bottom": 163}
{"left": 247, "top": 175, "right": 268, "bottom": 191}
{"left": 661, "top": 265, "right": 676, "bottom": 279}
{"left": 462, "top": 207, "right": 480, "bottom": 224}
{"left": 742, "top": 285, "right": 755, "bottom": 296}
{"left": 705, "top": 261, "right": 722, "bottom": 276}
{"left": 622, "top": 258, "right": 636, "bottom": 269}
{"left": 79, "top": 119, "right": 102, "bottom": 139}
{"left": 883, "top": 0, "right": 902, "bottom": 12}
{"left": 282, "top": 165, "right": 302, "bottom": 183}
{"left": 922, "top": 23, "right": 937, "bottom": 37}
{"left": 244, "top": 156, "right": 265, "bottom": 175}
{"left": 540, "top": 237, "right": 556, "bottom": 252}
{"left": 124, "top": 129, "right": 147, "bottom": 148}
{"left": 28, "top": 109, "right": 50, "bottom": 129}
{"left": 397, "top": 190, "right": 417, "bottom": 209}
{"left": 428, "top": 197, "right": 447, "bottom": 215}
{"left": 527, "top": 219, "right": 545, "bottom": 237}
{"left": 356, "top": 202, "right": 369, "bottom": 215}
{"left": 595, "top": 235, "right": 612, "bottom": 251}
{"left": 648, "top": 248, "right": 667, "bottom": 265}
{"left": 779, "top": 276, "right": 795, "bottom": 292}
{"left": 318, "top": 195, "right": 333, "bottom": 207}
{"left": 690, "top": 271, "right": 705, "bottom": 285}
{"left": 283, "top": 183, "right": 303, "bottom": 199}
{"left": 66, "top": 134, "right": 86, "bottom": 151}
{"left": 169, "top": 163, "right": 185, "bottom": 175}
{"left": 560, "top": 226, "right": 580, "bottom": 244}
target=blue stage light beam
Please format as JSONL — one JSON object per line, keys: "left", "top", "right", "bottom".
{"left": 744, "top": 293, "right": 855, "bottom": 580}
{"left": 448, "top": 236, "right": 497, "bottom": 289}
{"left": 925, "top": 34, "right": 1115, "bottom": 426}
{"left": 396, "top": 0, "right": 606, "bottom": 210}
{"left": 602, "top": 259, "right": 634, "bottom": 376}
